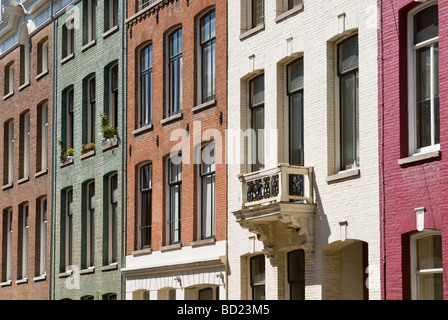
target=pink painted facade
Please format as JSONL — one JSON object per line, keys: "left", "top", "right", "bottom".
{"left": 380, "top": 0, "right": 448, "bottom": 300}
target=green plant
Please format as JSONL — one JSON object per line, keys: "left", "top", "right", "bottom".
{"left": 99, "top": 113, "right": 118, "bottom": 139}
{"left": 81, "top": 143, "right": 95, "bottom": 154}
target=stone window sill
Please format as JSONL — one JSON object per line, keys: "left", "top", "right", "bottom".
{"left": 101, "top": 263, "right": 118, "bottom": 272}
{"left": 80, "top": 267, "right": 95, "bottom": 275}
{"left": 0, "top": 280, "right": 11, "bottom": 287}
{"left": 326, "top": 168, "right": 360, "bottom": 183}
{"left": 59, "top": 270, "right": 73, "bottom": 278}
{"left": 161, "top": 112, "right": 183, "bottom": 126}
{"left": 102, "top": 137, "right": 119, "bottom": 151}
{"left": 19, "top": 82, "right": 30, "bottom": 92}
{"left": 275, "top": 4, "right": 304, "bottom": 23}
{"left": 132, "top": 248, "right": 152, "bottom": 257}
{"left": 240, "top": 23, "right": 265, "bottom": 41}
{"left": 60, "top": 157, "right": 74, "bottom": 168}
{"left": 18, "top": 176, "right": 29, "bottom": 185}
{"left": 81, "top": 149, "right": 96, "bottom": 160}
{"left": 398, "top": 150, "right": 441, "bottom": 166}
{"left": 35, "top": 169, "right": 48, "bottom": 178}
{"left": 36, "top": 70, "right": 49, "bottom": 81}
{"left": 160, "top": 243, "right": 182, "bottom": 252}
{"left": 16, "top": 278, "right": 28, "bottom": 285}
{"left": 191, "top": 238, "right": 216, "bottom": 248}
{"left": 33, "top": 274, "right": 46, "bottom": 282}
{"left": 192, "top": 99, "right": 217, "bottom": 114}
{"left": 2, "top": 183, "right": 13, "bottom": 191}
{"left": 61, "top": 53, "right": 74, "bottom": 65}
{"left": 103, "top": 25, "right": 119, "bottom": 39}
{"left": 81, "top": 39, "right": 96, "bottom": 52}
{"left": 3, "top": 91, "right": 14, "bottom": 101}
{"left": 133, "top": 124, "right": 153, "bottom": 136}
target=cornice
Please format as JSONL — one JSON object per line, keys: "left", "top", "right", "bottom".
{"left": 125, "top": 0, "right": 177, "bottom": 30}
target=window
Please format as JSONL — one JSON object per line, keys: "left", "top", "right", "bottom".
{"left": 85, "top": 0, "right": 97, "bottom": 43}
{"left": 411, "top": 231, "right": 443, "bottom": 300}
{"left": 38, "top": 197, "right": 48, "bottom": 276}
{"left": 199, "top": 10, "right": 216, "bottom": 104}
{"left": 337, "top": 35, "right": 359, "bottom": 171}
{"left": 62, "top": 20, "right": 74, "bottom": 58}
{"left": 106, "top": 0, "right": 118, "bottom": 31}
{"left": 66, "top": 88, "right": 74, "bottom": 151}
{"left": 85, "top": 181, "right": 95, "bottom": 267}
{"left": 4, "top": 120, "right": 14, "bottom": 185}
{"left": 102, "top": 293, "right": 117, "bottom": 300}
{"left": 19, "top": 26, "right": 30, "bottom": 86}
{"left": 87, "top": 76, "right": 96, "bottom": 145}
{"left": 139, "top": 44, "right": 153, "bottom": 127}
{"left": 167, "top": 28, "right": 183, "bottom": 117}
{"left": 38, "top": 103, "right": 49, "bottom": 171}
{"left": 286, "top": 0, "right": 302, "bottom": 11}
{"left": 168, "top": 155, "right": 182, "bottom": 244}
{"left": 138, "top": 0, "right": 153, "bottom": 12}
{"left": 110, "top": 64, "right": 119, "bottom": 130}
{"left": 21, "top": 112, "right": 30, "bottom": 179}
{"left": 249, "top": 75, "right": 265, "bottom": 172}
{"left": 200, "top": 143, "right": 215, "bottom": 239}
{"left": 3, "top": 209, "right": 13, "bottom": 282}
{"left": 287, "top": 249, "right": 305, "bottom": 300}
{"left": 287, "top": 58, "right": 304, "bottom": 166}
{"left": 139, "top": 164, "right": 152, "bottom": 249}
{"left": 19, "top": 203, "right": 29, "bottom": 279}
{"left": 250, "top": 255, "right": 265, "bottom": 300}
{"left": 38, "top": 40, "right": 49, "bottom": 75}
{"left": 5, "top": 63, "right": 14, "bottom": 96}
{"left": 108, "top": 174, "right": 118, "bottom": 263}
{"left": 199, "top": 288, "right": 214, "bottom": 300}
{"left": 408, "top": 3, "right": 439, "bottom": 154}
{"left": 65, "top": 188, "right": 74, "bottom": 269}
{"left": 247, "top": 0, "right": 264, "bottom": 30}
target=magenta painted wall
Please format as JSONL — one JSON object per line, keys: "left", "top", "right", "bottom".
{"left": 379, "top": 0, "right": 448, "bottom": 300}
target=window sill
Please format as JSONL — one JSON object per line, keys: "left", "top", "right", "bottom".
{"left": 101, "top": 263, "right": 118, "bottom": 272}
{"left": 398, "top": 150, "right": 441, "bottom": 166}
{"left": 80, "top": 267, "right": 95, "bottom": 275}
{"left": 33, "top": 274, "right": 46, "bottom": 282}
{"left": 18, "top": 176, "right": 29, "bottom": 185}
{"left": 0, "top": 280, "right": 11, "bottom": 287}
{"left": 3, "top": 91, "right": 14, "bottom": 101}
{"left": 161, "top": 112, "right": 183, "bottom": 126}
{"left": 61, "top": 53, "right": 74, "bottom": 65}
{"left": 275, "top": 4, "right": 304, "bottom": 23}
{"left": 81, "top": 39, "right": 96, "bottom": 52}
{"left": 60, "top": 156, "right": 74, "bottom": 168}
{"left": 2, "top": 183, "right": 13, "bottom": 191}
{"left": 103, "top": 25, "right": 119, "bottom": 39}
{"left": 81, "top": 149, "right": 96, "bottom": 160}
{"left": 59, "top": 270, "right": 73, "bottom": 278}
{"left": 35, "top": 169, "right": 48, "bottom": 178}
{"left": 102, "top": 137, "right": 119, "bottom": 151}
{"left": 36, "top": 70, "right": 49, "bottom": 81}
{"left": 191, "top": 238, "right": 216, "bottom": 248}
{"left": 132, "top": 248, "right": 152, "bottom": 257}
{"left": 160, "top": 243, "right": 182, "bottom": 252}
{"left": 192, "top": 99, "right": 217, "bottom": 114}
{"left": 16, "top": 278, "right": 28, "bottom": 285}
{"left": 18, "top": 82, "right": 30, "bottom": 92}
{"left": 326, "top": 168, "right": 360, "bottom": 183}
{"left": 239, "top": 23, "right": 265, "bottom": 41}
{"left": 132, "top": 124, "right": 153, "bottom": 136}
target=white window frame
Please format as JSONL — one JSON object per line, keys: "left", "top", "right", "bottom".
{"left": 41, "top": 103, "right": 49, "bottom": 171}
{"left": 247, "top": 0, "right": 264, "bottom": 30}
{"left": 198, "top": 142, "right": 216, "bottom": 240}
{"left": 138, "top": 44, "right": 153, "bottom": 128}
{"left": 86, "top": 181, "right": 95, "bottom": 267}
{"left": 166, "top": 154, "right": 182, "bottom": 245}
{"left": 7, "top": 120, "right": 14, "bottom": 185}
{"left": 248, "top": 74, "right": 265, "bottom": 173}
{"left": 138, "top": 0, "right": 153, "bottom": 12}
{"left": 21, "top": 203, "right": 29, "bottom": 279}
{"left": 39, "top": 197, "right": 47, "bottom": 276}
{"left": 23, "top": 112, "right": 30, "bottom": 179}
{"left": 87, "top": 0, "right": 97, "bottom": 43}
{"left": 108, "top": 174, "right": 118, "bottom": 264}
{"left": 7, "top": 64, "right": 14, "bottom": 95}
{"left": 407, "top": 1, "right": 439, "bottom": 156}
{"left": 6, "top": 208, "right": 13, "bottom": 282}
{"left": 138, "top": 163, "right": 152, "bottom": 250}
{"left": 87, "top": 76, "right": 96, "bottom": 144}
{"left": 41, "top": 40, "right": 49, "bottom": 74}
{"left": 108, "top": 0, "right": 118, "bottom": 30}
{"left": 410, "top": 230, "right": 443, "bottom": 300}
{"left": 66, "top": 188, "right": 73, "bottom": 270}
{"left": 166, "top": 28, "right": 183, "bottom": 117}
{"left": 197, "top": 9, "right": 216, "bottom": 104}
{"left": 66, "top": 88, "right": 74, "bottom": 150}
{"left": 110, "top": 63, "right": 119, "bottom": 130}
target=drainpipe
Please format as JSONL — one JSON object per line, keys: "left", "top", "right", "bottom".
{"left": 379, "top": 0, "right": 386, "bottom": 300}
{"left": 120, "top": 0, "right": 127, "bottom": 301}
{"left": 49, "top": 0, "right": 56, "bottom": 301}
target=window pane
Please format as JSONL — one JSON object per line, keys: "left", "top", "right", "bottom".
{"left": 199, "top": 288, "right": 214, "bottom": 300}
{"left": 414, "top": 5, "right": 438, "bottom": 44}
{"left": 252, "top": 106, "right": 264, "bottom": 172}
{"left": 290, "top": 92, "right": 303, "bottom": 166}
{"left": 202, "top": 174, "right": 215, "bottom": 238}
{"left": 418, "top": 273, "right": 443, "bottom": 300}
{"left": 251, "top": 0, "right": 264, "bottom": 27}
{"left": 338, "top": 37, "right": 359, "bottom": 74}
{"left": 340, "top": 72, "right": 357, "bottom": 168}
{"left": 417, "top": 235, "right": 442, "bottom": 270}
{"left": 251, "top": 255, "right": 265, "bottom": 285}
{"left": 288, "top": 59, "right": 304, "bottom": 92}
{"left": 251, "top": 76, "right": 264, "bottom": 107}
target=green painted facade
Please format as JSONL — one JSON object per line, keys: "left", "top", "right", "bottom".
{"left": 51, "top": 0, "right": 125, "bottom": 300}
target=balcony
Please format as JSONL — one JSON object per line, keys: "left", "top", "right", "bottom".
{"left": 233, "top": 164, "right": 316, "bottom": 258}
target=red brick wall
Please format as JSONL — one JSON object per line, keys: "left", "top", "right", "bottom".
{"left": 380, "top": 0, "right": 448, "bottom": 300}
{"left": 0, "top": 22, "right": 53, "bottom": 300}
{"left": 126, "top": 0, "right": 227, "bottom": 253}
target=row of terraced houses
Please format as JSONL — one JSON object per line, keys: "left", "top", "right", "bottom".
{"left": 0, "top": 0, "right": 444, "bottom": 300}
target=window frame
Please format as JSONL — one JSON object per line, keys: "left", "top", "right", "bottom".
{"left": 65, "top": 188, "right": 74, "bottom": 270}
{"left": 247, "top": 0, "right": 264, "bottom": 30}
{"left": 5, "top": 208, "right": 13, "bottom": 282}
{"left": 87, "top": 0, "right": 97, "bottom": 43}
{"left": 407, "top": 2, "right": 440, "bottom": 156}
{"left": 86, "top": 181, "right": 95, "bottom": 267}
{"left": 199, "top": 142, "right": 216, "bottom": 240}
{"left": 39, "top": 197, "right": 48, "bottom": 276}
{"left": 21, "top": 112, "right": 30, "bottom": 179}
{"left": 287, "top": 249, "right": 305, "bottom": 300}
{"left": 66, "top": 88, "right": 74, "bottom": 151}
{"left": 167, "top": 28, "right": 183, "bottom": 117}
{"left": 87, "top": 76, "right": 96, "bottom": 145}
{"left": 110, "top": 63, "right": 119, "bottom": 131}
{"left": 249, "top": 74, "right": 265, "bottom": 173}
{"left": 335, "top": 34, "right": 359, "bottom": 172}
{"left": 108, "top": 173, "right": 118, "bottom": 263}
{"left": 198, "top": 9, "right": 216, "bottom": 104}
{"left": 249, "top": 254, "right": 266, "bottom": 300}
{"left": 6, "top": 120, "right": 14, "bottom": 185}
{"left": 20, "top": 202, "right": 29, "bottom": 279}
{"left": 167, "top": 154, "right": 182, "bottom": 245}
{"left": 138, "top": 44, "right": 153, "bottom": 128}
{"left": 138, "top": 163, "right": 152, "bottom": 250}
{"left": 40, "top": 103, "right": 49, "bottom": 171}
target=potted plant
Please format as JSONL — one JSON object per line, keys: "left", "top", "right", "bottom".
{"left": 81, "top": 143, "right": 95, "bottom": 155}
{"left": 59, "top": 140, "right": 74, "bottom": 163}
{"left": 99, "top": 113, "right": 118, "bottom": 148}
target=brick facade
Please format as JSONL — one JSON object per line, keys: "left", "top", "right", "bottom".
{"left": 0, "top": 2, "right": 53, "bottom": 300}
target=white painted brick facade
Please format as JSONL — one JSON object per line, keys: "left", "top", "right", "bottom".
{"left": 227, "top": 0, "right": 380, "bottom": 300}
